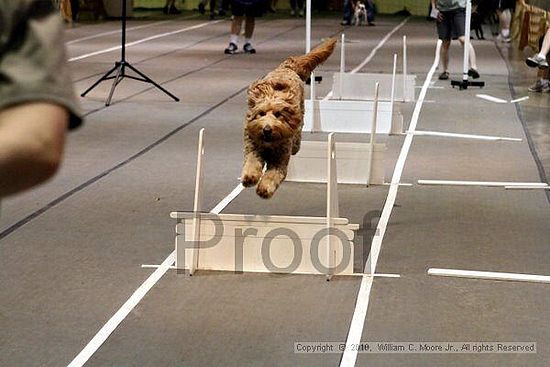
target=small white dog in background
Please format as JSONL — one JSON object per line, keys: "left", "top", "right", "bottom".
{"left": 352, "top": 2, "right": 367, "bottom": 26}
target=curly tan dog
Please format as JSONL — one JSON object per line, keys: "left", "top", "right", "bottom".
{"left": 241, "top": 38, "right": 337, "bottom": 199}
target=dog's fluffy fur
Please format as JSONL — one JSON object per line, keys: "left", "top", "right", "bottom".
{"left": 241, "top": 38, "right": 337, "bottom": 199}
{"left": 352, "top": 2, "right": 367, "bottom": 26}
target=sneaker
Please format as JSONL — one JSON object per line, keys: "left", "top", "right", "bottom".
{"left": 243, "top": 43, "right": 256, "bottom": 54}
{"left": 298, "top": 9, "right": 304, "bottom": 17}
{"left": 224, "top": 42, "right": 238, "bottom": 54}
{"left": 468, "top": 68, "right": 480, "bottom": 79}
{"left": 526, "top": 53, "right": 549, "bottom": 69}
{"left": 290, "top": 9, "right": 295, "bottom": 15}
{"left": 340, "top": 20, "right": 351, "bottom": 26}
{"left": 438, "top": 71, "right": 449, "bottom": 80}
{"left": 528, "top": 79, "right": 550, "bottom": 93}
{"left": 198, "top": 2, "right": 205, "bottom": 14}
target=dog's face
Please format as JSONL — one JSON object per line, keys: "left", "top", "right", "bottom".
{"left": 355, "top": 3, "right": 366, "bottom": 14}
{"left": 246, "top": 78, "right": 302, "bottom": 149}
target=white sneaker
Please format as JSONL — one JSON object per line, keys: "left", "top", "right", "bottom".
{"left": 526, "top": 53, "right": 549, "bottom": 69}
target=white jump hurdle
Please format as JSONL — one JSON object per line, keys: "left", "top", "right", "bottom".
{"left": 288, "top": 83, "right": 386, "bottom": 185}
{"left": 305, "top": 43, "right": 403, "bottom": 135}
{"left": 303, "top": 99, "right": 402, "bottom": 134}
{"left": 171, "top": 129, "right": 359, "bottom": 277}
{"left": 332, "top": 35, "right": 416, "bottom": 102}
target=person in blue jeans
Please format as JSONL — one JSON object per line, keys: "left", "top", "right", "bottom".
{"left": 341, "top": 0, "right": 353, "bottom": 25}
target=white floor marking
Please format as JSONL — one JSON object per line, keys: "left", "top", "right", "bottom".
{"left": 68, "top": 20, "right": 223, "bottom": 62}
{"left": 408, "top": 130, "right": 522, "bottom": 142}
{"left": 66, "top": 183, "right": 243, "bottom": 367}
{"left": 350, "top": 17, "right": 410, "bottom": 74}
{"left": 418, "top": 180, "right": 548, "bottom": 187}
{"left": 476, "top": 94, "right": 507, "bottom": 103}
{"left": 339, "top": 40, "right": 443, "bottom": 367}
{"left": 428, "top": 268, "right": 550, "bottom": 284}
{"left": 66, "top": 20, "right": 175, "bottom": 45}
{"left": 67, "top": 251, "right": 176, "bottom": 367}
{"left": 504, "top": 185, "right": 550, "bottom": 190}
{"left": 476, "top": 94, "right": 529, "bottom": 104}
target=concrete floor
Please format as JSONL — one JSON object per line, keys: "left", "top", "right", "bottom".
{"left": 0, "top": 12, "right": 549, "bottom": 367}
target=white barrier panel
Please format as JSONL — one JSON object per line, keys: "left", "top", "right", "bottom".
{"left": 332, "top": 72, "right": 416, "bottom": 101}
{"left": 172, "top": 131, "right": 359, "bottom": 277}
{"left": 172, "top": 213, "right": 357, "bottom": 275}
{"left": 287, "top": 141, "right": 385, "bottom": 185}
{"left": 303, "top": 99, "right": 403, "bottom": 134}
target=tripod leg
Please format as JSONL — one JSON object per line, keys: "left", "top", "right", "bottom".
{"left": 81, "top": 64, "right": 120, "bottom": 97}
{"left": 105, "top": 64, "right": 123, "bottom": 106}
{"left": 125, "top": 63, "right": 180, "bottom": 102}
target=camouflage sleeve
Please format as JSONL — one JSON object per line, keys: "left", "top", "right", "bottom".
{"left": 0, "top": 0, "right": 83, "bottom": 129}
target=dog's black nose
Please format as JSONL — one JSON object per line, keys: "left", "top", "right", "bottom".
{"left": 262, "top": 126, "right": 273, "bottom": 141}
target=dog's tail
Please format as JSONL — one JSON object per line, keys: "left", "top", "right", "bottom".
{"left": 281, "top": 38, "right": 337, "bottom": 81}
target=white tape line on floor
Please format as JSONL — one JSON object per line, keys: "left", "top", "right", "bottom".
{"left": 66, "top": 183, "right": 243, "bottom": 367}
{"left": 339, "top": 39, "right": 443, "bottom": 367}
{"left": 68, "top": 20, "right": 223, "bottom": 62}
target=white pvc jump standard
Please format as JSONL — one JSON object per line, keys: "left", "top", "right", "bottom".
{"left": 331, "top": 35, "right": 416, "bottom": 102}
{"left": 171, "top": 130, "right": 359, "bottom": 277}
{"left": 288, "top": 83, "right": 386, "bottom": 185}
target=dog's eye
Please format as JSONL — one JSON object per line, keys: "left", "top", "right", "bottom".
{"left": 273, "top": 112, "right": 281, "bottom": 118}
{"left": 258, "top": 111, "right": 266, "bottom": 117}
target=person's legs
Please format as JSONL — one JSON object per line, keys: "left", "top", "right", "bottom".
{"left": 231, "top": 15, "right": 243, "bottom": 38}
{"left": 497, "top": 8, "right": 511, "bottom": 41}
{"left": 436, "top": 10, "right": 452, "bottom": 79}
{"left": 243, "top": 16, "right": 256, "bottom": 53}
{"left": 540, "top": 28, "right": 550, "bottom": 57}
{"left": 225, "top": 15, "right": 242, "bottom": 53}
{"left": 341, "top": 0, "right": 352, "bottom": 25}
{"left": 244, "top": 16, "right": 255, "bottom": 39}
{"left": 526, "top": 30, "right": 550, "bottom": 68}
{"left": 458, "top": 36, "right": 478, "bottom": 71}
{"left": 528, "top": 68, "right": 550, "bottom": 92}
{"left": 440, "top": 39, "right": 451, "bottom": 76}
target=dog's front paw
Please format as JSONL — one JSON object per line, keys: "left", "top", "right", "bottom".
{"left": 241, "top": 172, "right": 261, "bottom": 187}
{"left": 256, "top": 178, "right": 278, "bottom": 199}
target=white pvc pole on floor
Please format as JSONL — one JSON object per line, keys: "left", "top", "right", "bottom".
{"left": 462, "top": 0, "right": 472, "bottom": 82}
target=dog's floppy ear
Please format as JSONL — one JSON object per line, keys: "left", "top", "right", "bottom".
{"left": 248, "top": 79, "right": 269, "bottom": 109}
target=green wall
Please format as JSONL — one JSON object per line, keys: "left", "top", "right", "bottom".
{"left": 133, "top": 0, "right": 430, "bottom": 16}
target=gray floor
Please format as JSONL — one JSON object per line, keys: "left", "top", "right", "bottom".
{"left": 0, "top": 13, "right": 548, "bottom": 367}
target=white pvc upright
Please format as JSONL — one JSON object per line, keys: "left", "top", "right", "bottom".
{"left": 462, "top": 0, "right": 472, "bottom": 82}
{"left": 340, "top": 34, "right": 346, "bottom": 73}
{"left": 402, "top": 35, "right": 407, "bottom": 102}
{"left": 338, "top": 34, "right": 345, "bottom": 100}
{"left": 389, "top": 54, "right": 397, "bottom": 130}
{"left": 366, "top": 83, "right": 379, "bottom": 186}
{"left": 181, "top": 128, "right": 205, "bottom": 275}
{"left": 326, "top": 133, "right": 338, "bottom": 280}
